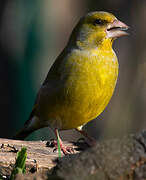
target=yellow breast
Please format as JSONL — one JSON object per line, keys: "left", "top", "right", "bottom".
{"left": 45, "top": 42, "right": 118, "bottom": 130}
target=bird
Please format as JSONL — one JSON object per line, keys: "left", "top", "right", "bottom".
{"left": 13, "top": 11, "right": 129, "bottom": 154}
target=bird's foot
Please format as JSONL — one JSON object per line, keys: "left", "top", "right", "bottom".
{"left": 48, "top": 139, "right": 74, "bottom": 155}
{"left": 76, "top": 129, "right": 97, "bottom": 147}
{"left": 77, "top": 137, "right": 96, "bottom": 147}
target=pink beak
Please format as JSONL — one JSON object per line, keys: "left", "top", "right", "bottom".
{"left": 106, "top": 19, "right": 129, "bottom": 38}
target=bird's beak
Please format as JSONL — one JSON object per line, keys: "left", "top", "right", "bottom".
{"left": 106, "top": 19, "right": 129, "bottom": 38}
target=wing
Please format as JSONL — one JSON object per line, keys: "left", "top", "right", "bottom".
{"left": 27, "top": 49, "right": 69, "bottom": 120}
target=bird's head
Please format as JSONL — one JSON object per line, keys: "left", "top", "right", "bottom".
{"left": 69, "top": 11, "right": 129, "bottom": 50}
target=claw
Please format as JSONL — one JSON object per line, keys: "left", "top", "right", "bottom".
{"left": 77, "top": 137, "right": 86, "bottom": 143}
{"left": 51, "top": 139, "right": 74, "bottom": 155}
{"left": 76, "top": 128, "right": 96, "bottom": 146}
{"left": 48, "top": 129, "right": 75, "bottom": 155}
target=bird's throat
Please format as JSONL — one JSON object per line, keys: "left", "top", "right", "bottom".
{"left": 98, "top": 38, "right": 113, "bottom": 51}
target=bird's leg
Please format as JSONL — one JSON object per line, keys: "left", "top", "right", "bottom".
{"left": 76, "top": 127, "right": 96, "bottom": 146}
{"left": 52, "top": 128, "right": 74, "bottom": 155}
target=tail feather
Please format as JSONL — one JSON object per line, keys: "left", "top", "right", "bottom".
{"left": 13, "top": 108, "right": 40, "bottom": 140}
{"left": 13, "top": 126, "right": 35, "bottom": 140}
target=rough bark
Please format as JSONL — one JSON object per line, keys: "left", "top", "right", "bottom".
{"left": 55, "top": 130, "right": 146, "bottom": 180}
{"left": 1, "top": 130, "right": 146, "bottom": 180}
{"left": 0, "top": 138, "right": 87, "bottom": 178}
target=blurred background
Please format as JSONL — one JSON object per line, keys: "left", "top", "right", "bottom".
{"left": 0, "top": 0, "right": 146, "bottom": 141}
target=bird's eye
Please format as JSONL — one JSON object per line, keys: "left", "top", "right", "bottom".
{"left": 93, "top": 19, "right": 105, "bottom": 26}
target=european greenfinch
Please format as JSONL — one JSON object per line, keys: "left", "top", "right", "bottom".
{"left": 14, "top": 11, "right": 128, "bottom": 154}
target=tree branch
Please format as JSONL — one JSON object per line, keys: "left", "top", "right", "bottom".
{"left": 1, "top": 130, "right": 146, "bottom": 180}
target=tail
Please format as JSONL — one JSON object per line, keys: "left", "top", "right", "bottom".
{"left": 13, "top": 109, "right": 40, "bottom": 140}
{"left": 13, "top": 126, "right": 35, "bottom": 140}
